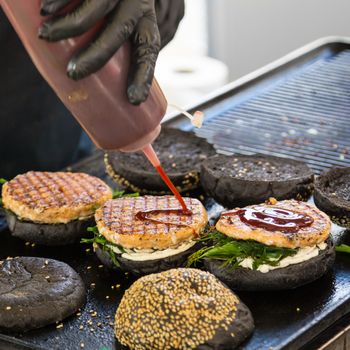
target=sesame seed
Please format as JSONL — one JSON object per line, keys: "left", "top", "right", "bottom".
{"left": 5, "top": 306, "right": 11, "bottom": 310}
{"left": 56, "top": 323, "right": 64, "bottom": 329}
{"left": 80, "top": 343, "right": 85, "bottom": 348}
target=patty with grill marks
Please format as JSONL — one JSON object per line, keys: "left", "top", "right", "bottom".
{"left": 95, "top": 196, "right": 208, "bottom": 250}
{"left": 93, "top": 196, "right": 208, "bottom": 275}
{"left": 2, "top": 171, "right": 112, "bottom": 224}
{"left": 2, "top": 171, "right": 112, "bottom": 245}
{"left": 216, "top": 200, "right": 331, "bottom": 249}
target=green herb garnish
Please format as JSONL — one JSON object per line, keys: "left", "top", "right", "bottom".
{"left": 0, "top": 178, "right": 7, "bottom": 185}
{"left": 112, "top": 190, "right": 140, "bottom": 199}
{"left": 336, "top": 244, "right": 350, "bottom": 254}
{"left": 81, "top": 226, "right": 126, "bottom": 267}
{"left": 188, "top": 230, "right": 298, "bottom": 270}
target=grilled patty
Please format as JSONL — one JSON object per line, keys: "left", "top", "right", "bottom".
{"left": 95, "top": 196, "right": 208, "bottom": 250}
{"left": 216, "top": 200, "right": 331, "bottom": 248}
{"left": 2, "top": 172, "right": 112, "bottom": 224}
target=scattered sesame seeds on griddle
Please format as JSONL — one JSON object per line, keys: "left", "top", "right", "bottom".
{"left": 115, "top": 268, "right": 239, "bottom": 350}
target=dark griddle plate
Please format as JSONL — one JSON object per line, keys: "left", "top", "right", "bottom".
{"left": 2, "top": 37, "right": 350, "bottom": 350}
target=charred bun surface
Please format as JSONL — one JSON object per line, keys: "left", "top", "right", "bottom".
{"left": 314, "top": 167, "right": 350, "bottom": 227}
{"left": 201, "top": 154, "right": 314, "bottom": 207}
{"left": 105, "top": 128, "right": 216, "bottom": 194}
{"left": 0, "top": 257, "right": 86, "bottom": 332}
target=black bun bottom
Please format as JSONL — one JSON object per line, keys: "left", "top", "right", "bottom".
{"left": 0, "top": 257, "right": 86, "bottom": 332}
{"left": 95, "top": 242, "right": 200, "bottom": 276}
{"left": 314, "top": 167, "right": 350, "bottom": 228}
{"left": 197, "top": 297, "right": 254, "bottom": 350}
{"left": 201, "top": 154, "right": 314, "bottom": 207}
{"left": 204, "top": 239, "right": 335, "bottom": 291}
{"left": 5, "top": 210, "right": 94, "bottom": 246}
{"left": 105, "top": 128, "right": 216, "bottom": 194}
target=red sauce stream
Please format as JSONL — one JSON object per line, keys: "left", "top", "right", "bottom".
{"left": 222, "top": 206, "right": 314, "bottom": 233}
{"left": 155, "top": 165, "right": 191, "bottom": 214}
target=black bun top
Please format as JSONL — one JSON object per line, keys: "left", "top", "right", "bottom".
{"left": 105, "top": 128, "right": 216, "bottom": 193}
{"left": 314, "top": 167, "right": 350, "bottom": 227}
{"left": 115, "top": 268, "right": 254, "bottom": 349}
{"left": 0, "top": 257, "right": 86, "bottom": 331}
{"left": 201, "top": 154, "right": 314, "bottom": 207}
{"left": 202, "top": 154, "right": 313, "bottom": 182}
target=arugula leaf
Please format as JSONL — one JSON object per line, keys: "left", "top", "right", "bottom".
{"left": 336, "top": 244, "right": 350, "bottom": 254}
{"left": 81, "top": 226, "right": 128, "bottom": 267}
{"left": 188, "top": 230, "right": 297, "bottom": 270}
{"left": 112, "top": 190, "right": 139, "bottom": 199}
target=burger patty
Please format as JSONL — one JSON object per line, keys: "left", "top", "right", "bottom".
{"left": 95, "top": 196, "right": 208, "bottom": 250}
{"left": 216, "top": 200, "right": 331, "bottom": 248}
{"left": 2, "top": 171, "right": 112, "bottom": 224}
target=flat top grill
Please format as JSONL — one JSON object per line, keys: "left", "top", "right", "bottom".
{"left": 194, "top": 48, "right": 350, "bottom": 174}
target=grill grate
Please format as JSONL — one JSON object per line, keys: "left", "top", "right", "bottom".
{"left": 195, "top": 50, "right": 350, "bottom": 174}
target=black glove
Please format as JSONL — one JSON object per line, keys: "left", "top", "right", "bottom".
{"left": 38, "top": 0, "right": 162, "bottom": 105}
{"left": 155, "top": 0, "right": 185, "bottom": 48}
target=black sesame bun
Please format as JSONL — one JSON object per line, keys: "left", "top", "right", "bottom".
{"left": 314, "top": 167, "right": 350, "bottom": 227}
{"left": 201, "top": 154, "right": 314, "bottom": 207}
{"left": 115, "top": 268, "right": 254, "bottom": 349}
{"left": 5, "top": 210, "right": 94, "bottom": 246}
{"left": 0, "top": 257, "right": 86, "bottom": 332}
{"left": 105, "top": 128, "right": 216, "bottom": 194}
{"left": 94, "top": 242, "right": 201, "bottom": 276}
{"left": 196, "top": 199, "right": 334, "bottom": 291}
{"left": 2, "top": 171, "right": 112, "bottom": 245}
{"left": 204, "top": 238, "right": 335, "bottom": 291}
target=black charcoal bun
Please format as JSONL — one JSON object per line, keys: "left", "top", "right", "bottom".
{"left": 201, "top": 154, "right": 314, "bottom": 207}
{"left": 0, "top": 257, "right": 86, "bottom": 332}
{"left": 105, "top": 128, "right": 216, "bottom": 194}
{"left": 204, "top": 238, "right": 335, "bottom": 291}
{"left": 5, "top": 210, "right": 93, "bottom": 246}
{"left": 95, "top": 242, "right": 200, "bottom": 276}
{"left": 314, "top": 167, "right": 350, "bottom": 228}
{"left": 115, "top": 268, "right": 254, "bottom": 350}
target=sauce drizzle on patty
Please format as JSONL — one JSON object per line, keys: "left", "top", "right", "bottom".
{"left": 222, "top": 206, "right": 314, "bottom": 233}
{"left": 135, "top": 209, "right": 193, "bottom": 228}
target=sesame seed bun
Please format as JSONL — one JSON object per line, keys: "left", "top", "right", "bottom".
{"left": 105, "top": 128, "right": 216, "bottom": 194}
{"left": 201, "top": 154, "right": 314, "bottom": 207}
{"left": 314, "top": 167, "right": 350, "bottom": 228}
{"left": 115, "top": 268, "right": 254, "bottom": 349}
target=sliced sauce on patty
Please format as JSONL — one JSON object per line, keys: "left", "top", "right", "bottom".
{"left": 222, "top": 206, "right": 314, "bottom": 233}
{"left": 135, "top": 209, "right": 193, "bottom": 228}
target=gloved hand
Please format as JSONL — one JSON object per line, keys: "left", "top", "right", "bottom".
{"left": 155, "top": 0, "right": 185, "bottom": 48}
{"left": 39, "top": 0, "right": 165, "bottom": 105}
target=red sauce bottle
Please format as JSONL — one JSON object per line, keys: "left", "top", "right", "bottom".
{"left": 1, "top": 0, "right": 167, "bottom": 151}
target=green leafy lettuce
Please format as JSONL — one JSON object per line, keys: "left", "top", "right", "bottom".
{"left": 336, "top": 244, "right": 350, "bottom": 254}
{"left": 81, "top": 226, "right": 126, "bottom": 267}
{"left": 187, "top": 229, "right": 298, "bottom": 270}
